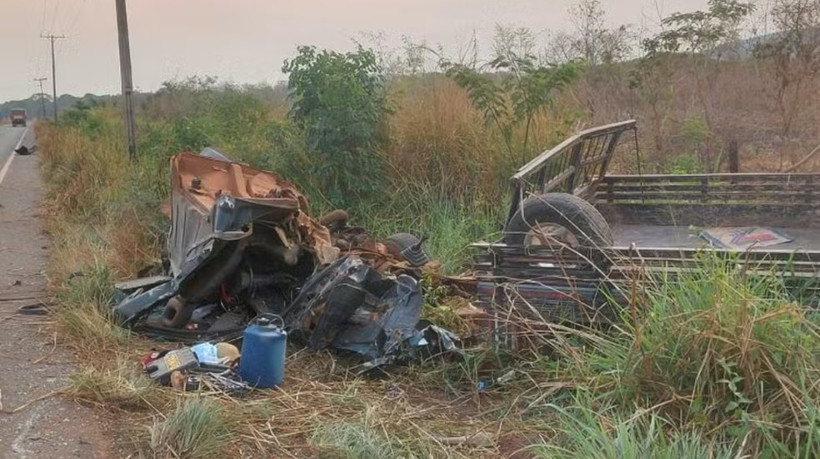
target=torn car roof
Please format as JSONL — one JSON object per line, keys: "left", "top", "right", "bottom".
{"left": 168, "top": 152, "right": 337, "bottom": 277}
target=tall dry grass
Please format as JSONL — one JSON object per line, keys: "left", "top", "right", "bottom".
{"left": 387, "top": 77, "right": 503, "bottom": 201}
{"left": 565, "top": 58, "right": 820, "bottom": 173}
{"left": 386, "top": 75, "right": 584, "bottom": 205}
{"left": 38, "top": 121, "right": 161, "bottom": 279}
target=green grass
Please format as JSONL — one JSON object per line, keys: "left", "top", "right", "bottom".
{"left": 149, "top": 397, "right": 229, "bottom": 459}
{"left": 68, "top": 359, "right": 164, "bottom": 411}
{"left": 505, "top": 255, "right": 820, "bottom": 457}
{"left": 311, "top": 421, "right": 405, "bottom": 459}
{"left": 530, "top": 397, "right": 737, "bottom": 459}
{"left": 54, "top": 258, "right": 132, "bottom": 350}
{"left": 350, "top": 192, "right": 502, "bottom": 274}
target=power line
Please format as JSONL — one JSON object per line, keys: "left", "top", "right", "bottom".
{"left": 64, "top": 0, "right": 88, "bottom": 36}
{"left": 33, "top": 78, "right": 48, "bottom": 118}
{"left": 50, "top": 0, "right": 62, "bottom": 35}
{"left": 40, "top": 0, "right": 48, "bottom": 34}
{"left": 41, "top": 34, "right": 66, "bottom": 122}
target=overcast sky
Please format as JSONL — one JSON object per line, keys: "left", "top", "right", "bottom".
{"left": 0, "top": 0, "right": 710, "bottom": 102}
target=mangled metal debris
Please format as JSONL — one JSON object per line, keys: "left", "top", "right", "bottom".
{"left": 114, "top": 150, "right": 337, "bottom": 341}
{"left": 112, "top": 148, "right": 458, "bottom": 373}
{"left": 284, "top": 256, "right": 459, "bottom": 372}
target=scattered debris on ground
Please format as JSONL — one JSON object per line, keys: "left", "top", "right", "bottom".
{"left": 143, "top": 342, "right": 252, "bottom": 395}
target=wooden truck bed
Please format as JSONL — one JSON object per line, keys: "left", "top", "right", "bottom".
{"left": 596, "top": 172, "right": 820, "bottom": 252}
{"left": 477, "top": 120, "right": 820, "bottom": 323}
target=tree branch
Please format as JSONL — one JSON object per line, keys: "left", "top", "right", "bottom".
{"left": 783, "top": 141, "right": 820, "bottom": 173}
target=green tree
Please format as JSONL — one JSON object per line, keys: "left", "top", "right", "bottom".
{"left": 644, "top": 0, "right": 755, "bottom": 131}
{"left": 444, "top": 42, "right": 581, "bottom": 164}
{"left": 754, "top": 0, "right": 820, "bottom": 147}
{"left": 547, "top": 0, "right": 634, "bottom": 66}
{"left": 640, "top": 0, "right": 754, "bottom": 171}
{"left": 282, "top": 46, "right": 389, "bottom": 206}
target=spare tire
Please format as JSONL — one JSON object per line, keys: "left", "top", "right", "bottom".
{"left": 504, "top": 193, "right": 613, "bottom": 247}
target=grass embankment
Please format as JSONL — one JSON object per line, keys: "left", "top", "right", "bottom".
{"left": 39, "top": 85, "right": 819, "bottom": 457}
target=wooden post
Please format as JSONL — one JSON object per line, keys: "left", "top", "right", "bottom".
{"left": 728, "top": 138, "right": 739, "bottom": 174}
{"left": 116, "top": 0, "right": 138, "bottom": 161}
{"left": 40, "top": 35, "right": 65, "bottom": 122}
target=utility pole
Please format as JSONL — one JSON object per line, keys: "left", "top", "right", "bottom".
{"left": 33, "top": 77, "right": 48, "bottom": 118}
{"left": 115, "top": 0, "right": 137, "bottom": 161}
{"left": 41, "top": 34, "right": 66, "bottom": 122}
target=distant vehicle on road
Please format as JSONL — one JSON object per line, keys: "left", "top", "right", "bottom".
{"left": 10, "top": 109, "right": 27, "bottom": 127}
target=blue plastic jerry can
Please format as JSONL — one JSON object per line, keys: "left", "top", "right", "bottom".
{"left": 239, "top": 314, "right": 287, "bottom": 388}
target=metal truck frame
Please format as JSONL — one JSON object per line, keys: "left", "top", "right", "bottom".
{"left": 475, "top": 120, "right": 820, "bottom": 323}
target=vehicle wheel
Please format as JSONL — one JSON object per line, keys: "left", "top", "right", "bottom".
{"left": 384, "top": 233, "right": 429, "bottom": 266}
{"left": 504, "top": 193, "right": 613, "bottom": 248}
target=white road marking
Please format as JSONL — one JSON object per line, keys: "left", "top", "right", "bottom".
{"left": 11, "top": 403, "right": 42, "bottom": 458}
{"left": 0, "top": 126, "right": 30, "bottom": 186}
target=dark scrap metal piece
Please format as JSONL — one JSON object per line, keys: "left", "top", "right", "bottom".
{"left": 113, "top": 279, "right": 177, "bottom": 325}
{"left": 308, "top": 282, "right": 367, "bottom": 349}
{"left": 14, "top": 145, "right": 37, "bottom": 155}
{"left": 114, "top": 276, "right": 172, "bottom": 293}
{"left": 111, "top": 149, "right": 336, "bottom": 337}
{"left": 285, "top": 256, "right": 458, "bottom": 369}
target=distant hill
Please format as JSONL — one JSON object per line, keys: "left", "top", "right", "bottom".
{"left": 716, "top": 26, "right": 820, "bottom": 60}
{"left": 0, "top": 92, "right": 152, "bottom": 120}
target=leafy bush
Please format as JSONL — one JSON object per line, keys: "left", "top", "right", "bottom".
{"left": 283, "top": 46, "right": 390, "bottom": 207}
{"left": 59, "top": 103, "right": 106, "bottom": 139}
{"left": 668, "top": 154, "right": 702, "bottom": 174}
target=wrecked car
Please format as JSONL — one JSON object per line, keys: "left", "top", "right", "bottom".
{"left": 112, "top": 149, "right": 452, "bottom": 369}
{"left": 114, "top": 150, "right": 337, "bottom": 341}
{"left": 283, "top": 256, "right": 457, "bottom": 372}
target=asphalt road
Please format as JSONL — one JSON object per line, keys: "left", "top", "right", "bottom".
{"left": 0, "top": 125, "right": 116, "bottom": 458}
{"left": 0, "top": 125, "right": 29, "bottom": 168}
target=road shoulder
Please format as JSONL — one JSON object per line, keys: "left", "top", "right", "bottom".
{"left": 0, "top": 128, "right": 115, "bottom": 459}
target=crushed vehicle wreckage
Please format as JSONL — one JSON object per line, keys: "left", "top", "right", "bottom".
{"left": 112, "top": 149, "right": 458, "bottom": 372}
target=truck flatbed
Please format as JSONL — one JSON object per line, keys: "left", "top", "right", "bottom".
{"left": 476, "top": 120, "right": 820, "bottom": 322}
{"left": 611, "top": 224, "right": 820, "bottom": 251}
